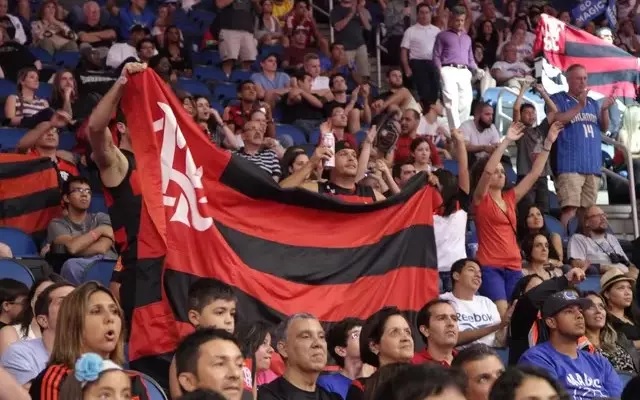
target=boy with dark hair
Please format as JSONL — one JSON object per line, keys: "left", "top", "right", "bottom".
{"left": 0, "top": 279, "right": 29, "bottom": 330}
{"left": 318, "top": 318, "right": 365, "bottom": 399}
{"left": 175, "top": 328, "right": 244, "bottom": 400}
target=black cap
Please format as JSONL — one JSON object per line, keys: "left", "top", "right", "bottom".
{"left": 541, "top": 290, "right": 592, "bottom": 319}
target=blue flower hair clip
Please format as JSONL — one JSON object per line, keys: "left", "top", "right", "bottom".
{"left": 75, "top": 353, "right": 123, "bottom": 388}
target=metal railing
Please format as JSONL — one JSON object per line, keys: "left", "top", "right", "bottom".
{"left": 308, "top": 0, "right": 334, "bottom": 43}
{"left": 375, "top": 25, "right": 387, "bottom": 88}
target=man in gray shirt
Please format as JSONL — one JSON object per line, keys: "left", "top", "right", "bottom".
{"left": 46, "top": 176, "right": 117, "bottom": 284}
{"left": 330, "top": 0, "right": 371, "bottom": 79}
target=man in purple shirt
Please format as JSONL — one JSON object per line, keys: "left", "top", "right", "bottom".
{"left": 433, "top": 6, "right": 480, "bottom": 129}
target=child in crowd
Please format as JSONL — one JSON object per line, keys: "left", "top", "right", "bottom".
{"left": 59, "top": 352, "right": 131, "bottom": 399}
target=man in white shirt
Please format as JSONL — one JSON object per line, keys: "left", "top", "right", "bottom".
{"left": 106, "top": 24, "right": 149, "bottom": 69}
{"left": 460, "top": 101, "right": 500, "bottom": 159}
{"left": 440, "top": 258, "right": 506, "bottom": 347}
{"left": 490, "top": 43, "right": 534, "bottom": 90}
{"left": 303, "top": 53, "right": 330, "bottom": 92}
{"left": 400, "top": 3, "right": 441, "bottom": 106}
{"left": 0, "top": 0, "right": 26, "bottom": 44}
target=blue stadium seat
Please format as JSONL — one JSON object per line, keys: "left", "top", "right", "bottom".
{"left": 0, "top": 79, "right": 15, "bottom": 98}
{"left": 355, "top": 130, "right": 367, "bottom": 145}
{"left": 83, "top": 259, "right": 116, "bottom": 287}
{"left": 193, "top": 50, "right": 221, "bottom": 66}
{"left": 543, "top": 214, "right": 565, "bottom": 239}
{"left": 567, "top": 216, "right": 579, "bottom": 236}
{"left": 29, "top": 47, "right": 54, "bottom": 65}
{"left": 443, "top": 159, "right": 459, "bottom": 176}
{"left": 36, "top": 82, "right": 53, "bottom": 100}
{"left": 209, "top": 99, "right": 224, "bottom": 115}
{"left": 137, "top": 372, "right": 168, "bottom": 400}
{"left": 229, "top": 70, "right": 252, "bottom": 83}
{"left": 175, "top": 79, "right": 211, "bottom": 97}
{"left": 193, "top": 65, "right": 227, "bottom": 83}
{"left": 0, "top": 127, "right": 27, "bottom": 151}
{"left": 89, "top": 192, "right": 108, "bottom": 214}
{"left": 618, "top": 371, "right": 633, "bottom": 387}
{"left": 577, "top": 276, "right": 600, "bottom": 292}
{"left": 190, "top": 9, "right": 216, "bottom": 26}
{"left": 260, "top": 44, "right": 284, "bottom": 58}
{"left": 58, "top": 131, "right": 76, "bottom": 151}
{"left": 503, "top": 163, "right": 517, "bottom": 186}
{"left": 309, "top": 129, "right": 320, "bottom": 145}
{"left": 212, "top": 83, "right": 237, "bottom": 103}
{"left": 495, "top": 347, "right": 509, "bottom": 366}
{"left": 0, "top": 227, "right": 38, "bottom": 256}
{"left": 54, "top": 51, "right": 80, "bottom": 68}
{"left": 0, "top": 259, "right": 36, "bottom": 288}
{"left": 275, "top": 124, "right": 306, "bottom": 145}
{"left": 548, "top": 191, "right": 560, "bottom": 213}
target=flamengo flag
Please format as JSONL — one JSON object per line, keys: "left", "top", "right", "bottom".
{"left": 533, "top": 14, "right": 640, "bottom": 103}
{"left": 121, "top": 70, "right": 440, "bottom": 363}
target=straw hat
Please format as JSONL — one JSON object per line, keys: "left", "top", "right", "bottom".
{"left": 599, "top": 267, "right": 635, "bottom": 294}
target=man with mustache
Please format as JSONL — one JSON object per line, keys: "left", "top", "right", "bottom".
{"left": 519, "top": 290, "right": 623, "bottom": 400}
{"left": 235, "top": 121, "right": 281, "bottom": 182}
{"left": 258, "top": 313, "right": 340, "bottom": 400}
{"left": 440, "top": 258, "right": 508, "bottom": 347}
{"left": 459, "top": 101, "right": 500, "bottom": 160}
{"left": 413, "top": 299, "right": 459, "bottom": 367}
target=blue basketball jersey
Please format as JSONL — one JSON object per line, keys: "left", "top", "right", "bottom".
{"left": 550, "top": 92, "right": 602, "bottom": 175}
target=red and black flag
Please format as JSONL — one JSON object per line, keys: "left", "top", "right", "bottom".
{"left": 121, "top": 70, "right": 439, "bottom": 366}
{"left": 0, "top": 154, "right": 61, "bottom": 245}
{"left": 534, "top": 14, "right": 640, "bottom": 102}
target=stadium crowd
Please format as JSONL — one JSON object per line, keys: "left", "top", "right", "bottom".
{"left": 1, "top": 0, "right": 640, "bottom": 399}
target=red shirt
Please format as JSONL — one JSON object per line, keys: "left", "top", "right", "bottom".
{"left": 28, "top": 149, "right": 79, "bottom": 182}
{"left": 393, "top": 135, "right": 441, "bottom": 166}
{"left": 284, "top": 14, "right": 316, "bottom": 46}
{"left": 224, "top": 104, "right": 252, "bottom": 133}
{"left": 411, "top": 348, "right": 457, "bottom": 367}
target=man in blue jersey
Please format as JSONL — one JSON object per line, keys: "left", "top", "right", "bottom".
{"left": 519, "top": 290, "right": 623, "bottom": 400}
{"left": 549, "top": 64, "right": 615, "bottom": 228}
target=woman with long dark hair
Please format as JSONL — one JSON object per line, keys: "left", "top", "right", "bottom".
{"left": 160, "top": 25, "right": 192, "bottom": 78}
{"left": 255, "top": 0, "right": 284, "bottom": 46}
{"left": 516, "top": 205, "right": 563, "bottom": 267}
{"left": 489, "top": 366, "right": 570, "bottom": 400}
{"left": 237, "top": 321, "right": 276, "bottom": 392}
{"left": 4, "top": 67, "right": 49, "bottom": 128}
{"left": 520, "top": 233, "right": 563, "bottom": 279}
{"left": 470, "top": 121, "right": 562, "bottom": 318}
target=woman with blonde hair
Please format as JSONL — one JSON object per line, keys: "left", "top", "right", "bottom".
{"left": 28, "top": 281, "right": 150, "bottom": 399}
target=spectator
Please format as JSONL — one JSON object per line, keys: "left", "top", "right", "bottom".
{"left": 114, "top": 0, "right": 155, "bottom": 40}
{"left": 251, "top": 53, "right": 291, "bottom": 110}
{"left": 47, "top": 175, "right": 117, "bottom": 284}
{"left": 279, "top": 146, "right": 317, "bottom": 181}
{"left": 400, "top": 3, "right": 441, "bottom": 106}
{"left": 29, "top": 282, "right": 146, "bottom": 399}
{"left": 346, "top": 307, "right": 414, "bottom": 398}
{"left": 417, "top": 99, "right": 448, "bottom": 144}
{"left": 0, "top": 26, "right": 40, "bottom": 82}
{"left": 488, "top": 366, "right": 570, "bottom": 400}
{"left": 59, "top": 352, "right": 131, "bottom": 399}
{"left": 490, "top": 42, "right": 534, "bottom": 90}
{"left": 160, "top": 25, "right": 192, "bottom": 78}
{"left": 50, "top": 69, "right": 84, "bottom": 124}
{"left": 460, "top": 101, "right": 500, "bottom": 160}
{"left": 474, "top": 20, "right": 501, "bottom": 71}
{"left": 550, "top": 64, "right": 613, "bottom": 228}
{"left": 194, "top": 96, "right": 239, "bottom": 149}
{"left": 216, "top": 0, "right": 258, "bottom": 76}
{"left": 76, "top": 1, "right": 116, "bottom": 61}
{"left": 283, "top": 0, "right": 329, "bottom": 56}
{"left": 271, "top": 0, "right": 293, "bottom": 25}
{"left": 175, "top": 328, "right": 244, "bottom": 399}
{"left": 224, "top": 80, "right": 275, "bottom": 138}
{"left": 237, "top": 322, "right": 277, "bottom": 387}
{"left": 151, "top": 3, "right": 172, "bottom": 46}
{"left": 518, "top": 290, "right": 623, "bottom": 399}
{"left": 76, "top": 47, "right": 118, "bottom": 98}
{"left": 582, "top": 291, "right": 639, "bottom": 373}
{"left": 284, "top": 141, "right": 386, "bottom": 202}
{"left": 0, "top": 282, "right": 75, "bottom": 388}
{"left": 282, "top": 71, "right": 326, "bottom": 137}
{"left": 471, "top": 121, "right": 562, "bottom": 318}
{"left": 371, "top": 363, "right": 467, "bottom": 400}
{"left": 31, "top": 0, "right": 78, "bottom": 55}
{"left": 381, "top": 0, "right": 416, "bottom": 66}
{"left": 136, "top": 38, "right": 157, "bottom": 65}
{"left": 0, "top": 280, "right": 28, "bottom": 332}
{"left": 517, "top": 206, "right": 563, "bottom": 268}
{"left": 258, "top": 314, "right": 339, "bottom": 400}
{"left": 255, "top": 0, "right": 284, "bottom": 46}
{"left": 106, "top": 24, "right": 150, "bottom": 70}
{"left": 4, "top": 67, "right": 50, "bottom": 129}
{"left": 412, "top": 299, "right": 458, "bottom": 366}
{"left": 0, "top": 278, "right": 59, "bottom": 356}
{"left": 325, "top": 74, "right": 370, "bottom": 134}
{"left": 178, "top": 92, "right": 196, "bottom": 118}
{"left": 433, "top": 6, "right": 479, "bottom": 129}
{"left": 521, "top": 233, "right": 564, "bottom": 279}
{"left": 325, "top": 43, "right": 362, "bottom": 88}
{"left": 235, "top": 121, "right": 282, "bottom": 181}
{"left": 391, "top": 161, "right": 417, "bottom": 189}
{"left": 330, "top": 0, "right": 371, "bottom": 80}
{"left": 451, "top": 344, "right": 504, "bottom": 400}
{"left": 0, "top": 0, "right": 27, "bottom": 44}
{"left": 441, "top": 259, "right": 506, "bottom": 347}
{"left": 304, "top": 53, "right": 331, "bottom": 92}
{"left": 282, "top": 27, "right": 313, "bottom": 69}
{"left": 319, "top": 318, "right": 367, "bottom": 399}
{"left": 596, "top": 27, "right": 614, "bottom": 45}
{"left": 512, "top": 82, "right": 557, "bottom": 215}
{"left": 148, "top": 53, "right": 176, "bottom": 84}
{"left": 568, "top": 206, "right": 637, "bottom": 276}
{"left": 320, "top": 103, "right": 357, "bottom": 148}
{"left": 371, "top": 68, "right": 418, "bottom": 116}
{"left": 600, "top": 268, "right": 640, "bottom": 346}
{"left": 16, "top": 111, "right": 79, "bottom": 182}
{"left": 394, "top": 110, "right": 440, "bottom": 166}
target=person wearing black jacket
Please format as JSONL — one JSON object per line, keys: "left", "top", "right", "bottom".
{"left": 508, "top": 268, "right": 585, "bottom": 365}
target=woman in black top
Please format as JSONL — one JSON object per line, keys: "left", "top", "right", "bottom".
{"left": 602, "top": 270, "right": 640, "bottom": 348}
{"left": 159, "top": 25, "right": 192, "bottom": 78}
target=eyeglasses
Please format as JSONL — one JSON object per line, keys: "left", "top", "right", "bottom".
{"left": 70, "top": 188, "right": 92, "bottom": 195}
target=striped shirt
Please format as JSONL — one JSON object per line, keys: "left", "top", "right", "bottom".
{"left": 234, "top": 148, "right": 281, "bottom": 178}
{"left": 14, "top": 95, "right": 49, "bottom": 118}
